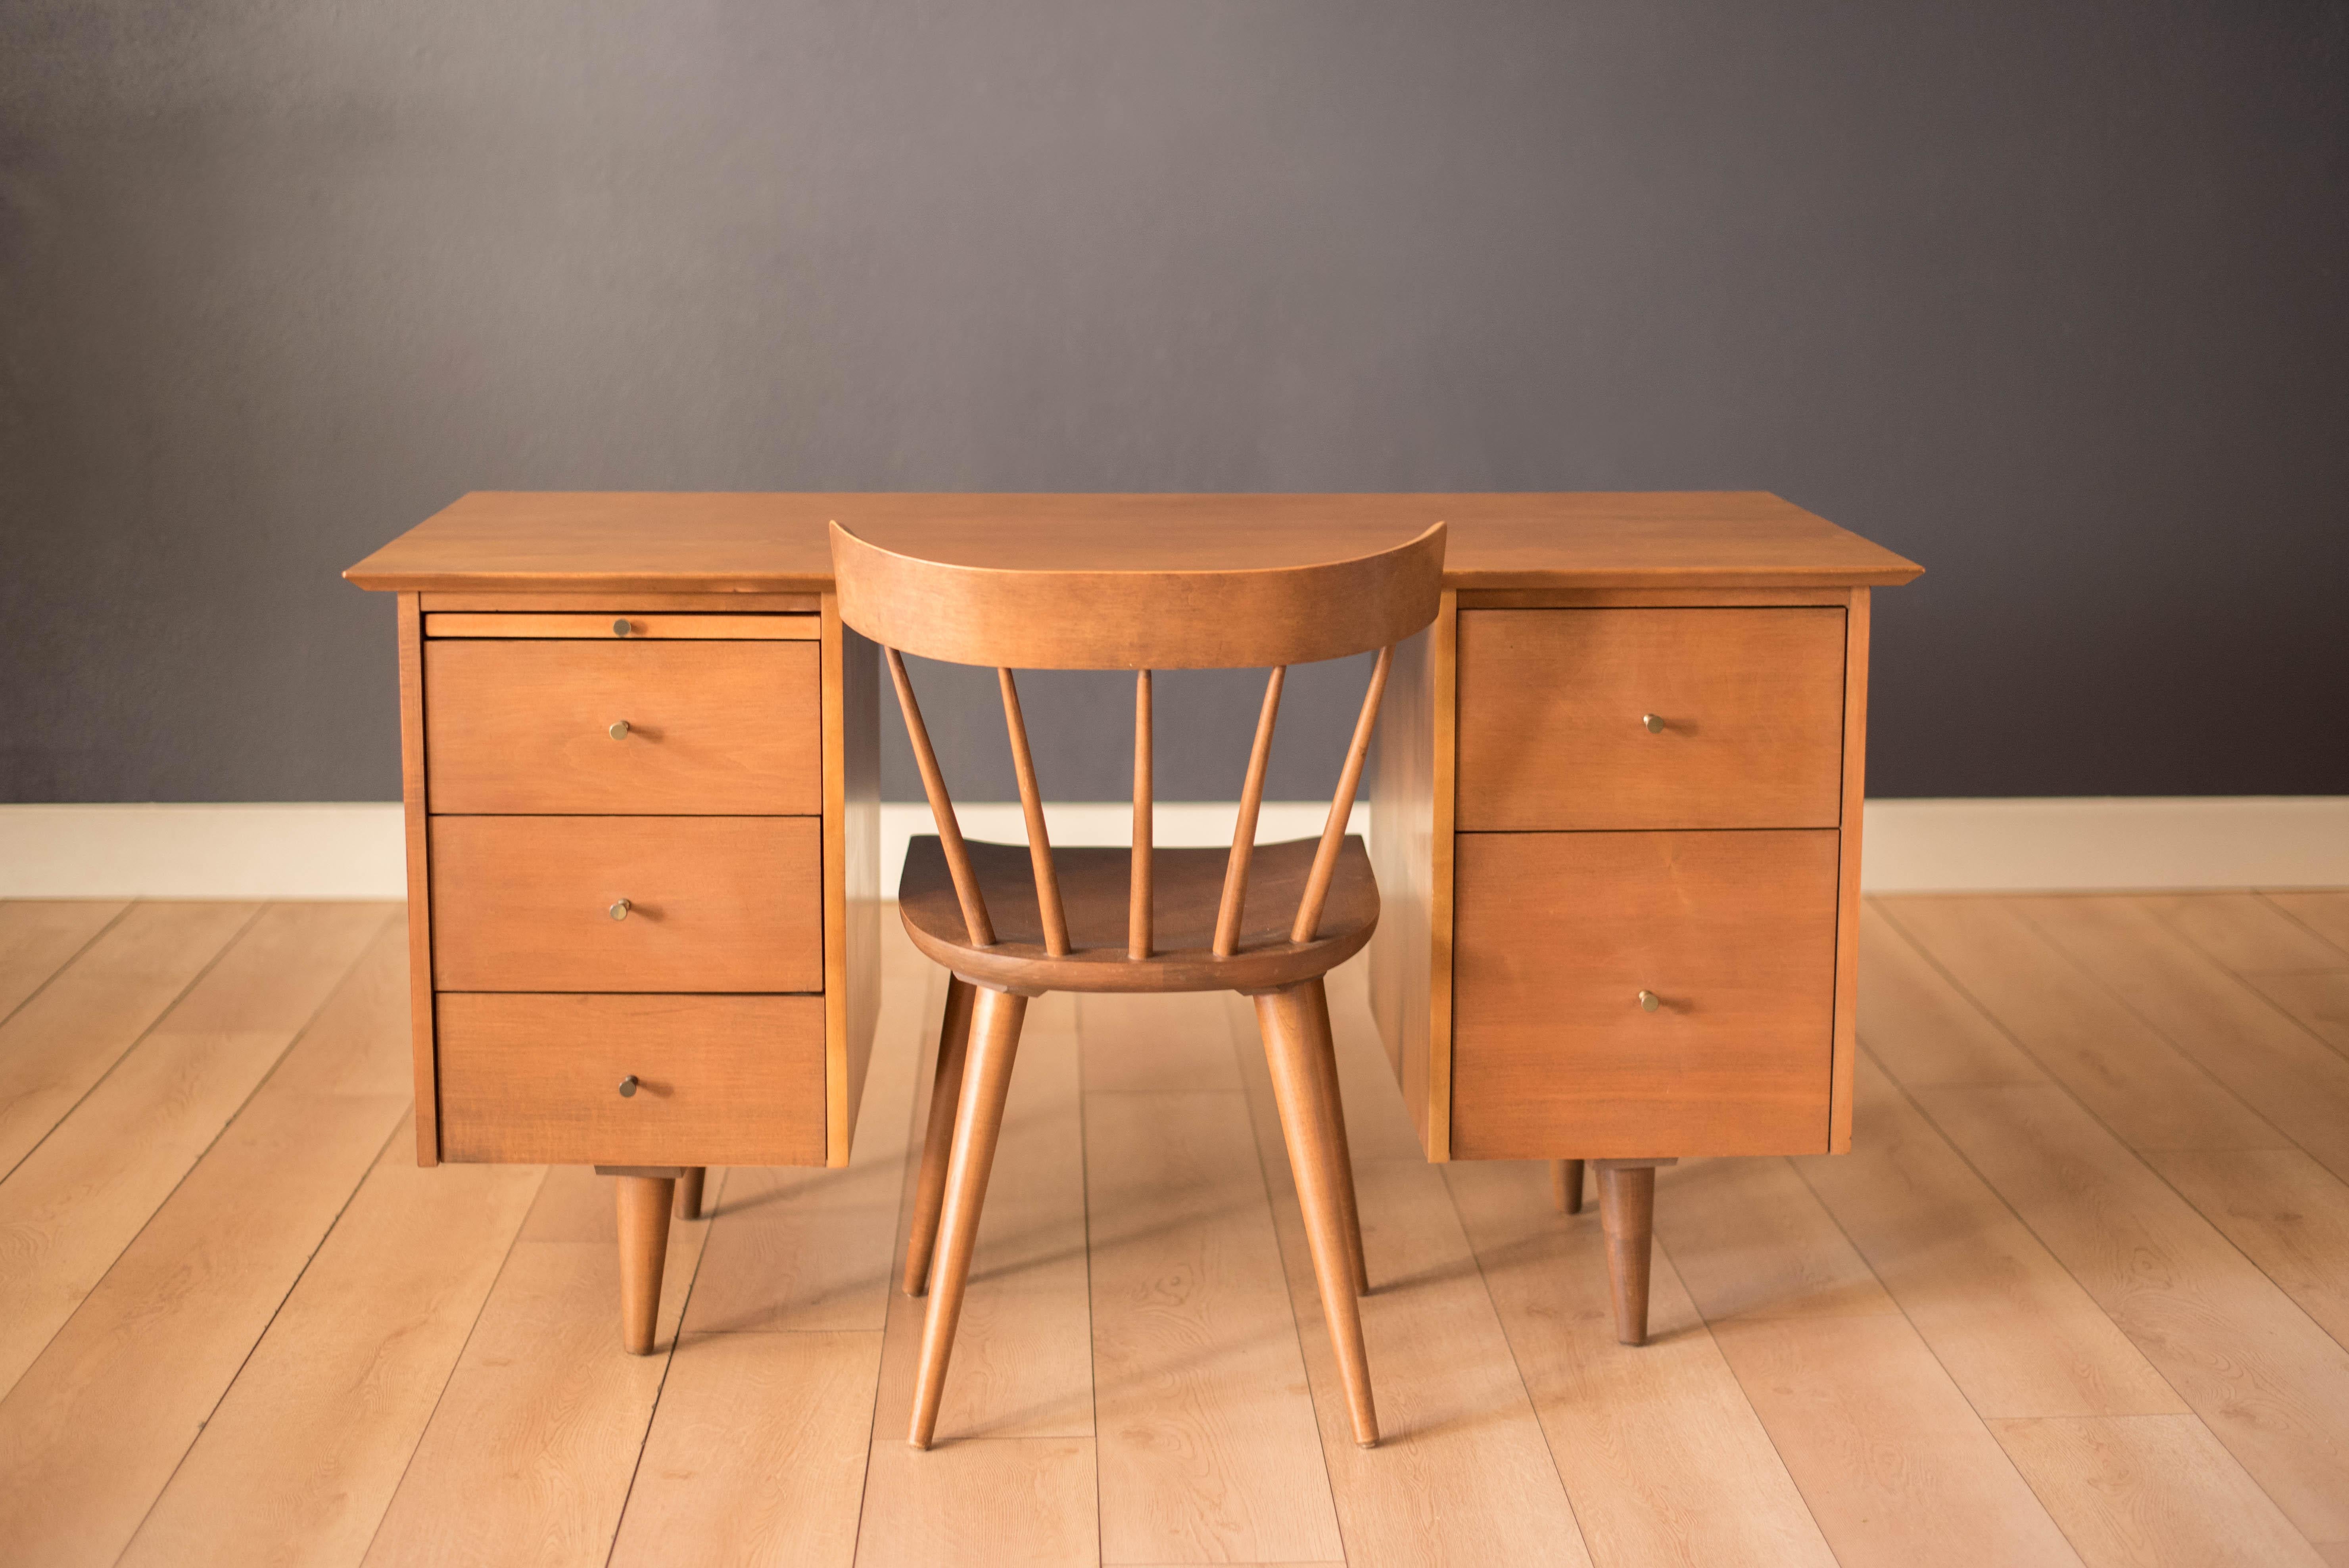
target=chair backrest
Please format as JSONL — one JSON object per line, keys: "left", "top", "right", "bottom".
{"left": 830, "top": 518, "right": 1446, "bottom": 963}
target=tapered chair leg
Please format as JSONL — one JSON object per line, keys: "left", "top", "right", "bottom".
{"left": 1595, "top": 1158, "right": 1675, "bottom": 1346}
{"left": 616, "top": 1174, "right": 676, "bottom": 1356}
{"left": 674, "top": 1167, "right": 707, "bottom": 1221}
{"left": 904, "top": 976, "right": 978, "bottom": 1297}
{"left": 1551, "top": 1159, "right": 1585, "bottom": 1215}
{"left": 910, "top": 984, "right": 1028, "bottom": 1448}
{"left": 1256, "top": 981, "right": 1379, "bottom": 1447}
{"left": 1299, "top": 980, "right": 1370, "bottom": 1295}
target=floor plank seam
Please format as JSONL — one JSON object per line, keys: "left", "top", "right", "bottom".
{"left": 1641, "top": 1223, "right": 1840, "bottom": 1562}
{"left": 1438, "top": 1159, "right": 1595, "bottom": 1564}
{"left": 1844, "top": 1038, "right": 2203, "bottom": 1421}
{"left": 1860, "top": 904, "right": 2332, "bottom": 1552}
{"left": 2249, "top": 891, "right": 2349, "bottom": 968}
{"left": 1777, "top": 1151, "right": 2084, "bottom": 1553}
{"left": 353, "top": 1160, "right": 555, "bottom": 1567}
{"left": 851, "top": 963, "right": 943, "bottom": 1566}
{"left": 0, "top": 897, "right": 135, "bottom": 1034}
{"left": 109, "top": 1112, "right": 415, "bottom": 1568}
{"left": 0, "top": 899, "right": 269, "bottom": 1188}
{"left": 603, "top": 1165, "right": 729, "bottom": 1568}
{"left": 3, "top": 903, "right": 397, "bottom": 1412}
{"left": 2003, "top": 896, "right": 2345, "bottom": 1146}
{"left": 1971, "top": 900, "right": 2349, "bottom": 1358}
{"left": 1221, "top": 996, "right": 1347, "bottom": 1566}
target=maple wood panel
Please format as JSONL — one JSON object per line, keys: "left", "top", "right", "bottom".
{"left": 428, "top": 816, "right": 822, "bottom": 993}
{"left": 1457, "top": 608, "right": 1847, "bottom": 831}
{"left": 435, "top": 993, "right": 825, "bottom": 1165}
{"left": 1450, "top": 830, "right": 1842, "bottom": 1159}
{"left": 423, "top": 640, "right": 820, "bottom": 816}
{"left": 345, "top": 491, "right": 1923, "bottom": 595}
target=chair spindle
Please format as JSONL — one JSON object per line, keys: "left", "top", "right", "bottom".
{"left": 1213, "top": 666, "right": 1287, "bottom": 957}
{"left": 1291, "top": 645, "right": 1393, "bottom": 944}
{"left": 999, "top": 668, "right": 1070, "bottom": 957}
{"left": 1130, "top": 669, "right": 1152, "bottom": 960}
{"left": 887, "top": 647, "right": 995, "bottom": 947}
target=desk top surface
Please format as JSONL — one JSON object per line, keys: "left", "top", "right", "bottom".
{"left": 345, "top": 491, "right": 1922, "bottom": 594}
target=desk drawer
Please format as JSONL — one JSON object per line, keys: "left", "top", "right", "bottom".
{"left": 1450, "top": 829, "right": 1840, "bottom": 1157}
{"left": 1456, "top": 608, "right": 1846, "bottom": 831}
{"left": 430, "top": 816, "right": 823, "bottom": 992}
{"left": 436, "top": 992, "right": 826, "bottom": 1165}
{"left": 424, "top": 637, "right": 820, "bottom": 814}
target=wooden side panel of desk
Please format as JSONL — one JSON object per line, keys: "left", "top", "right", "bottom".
{"left": 1829, "top": 588, "right": 1870, "bottom": 1152}
{"left": 397, "top": 593, "right": 440, "bottom": 1165}
{"left": 825, "top": 601, "right": 883, "bottom": 1167}
{"left": 1369, "top": 591, "right": 1456, "bottom": 1161}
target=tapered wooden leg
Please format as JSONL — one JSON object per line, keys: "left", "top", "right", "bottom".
{"left": 674, "top": 1167, "right": 707, "bottom": 1221}
{"left": 1551, "top": 1159, "right": 1585, "bottom": 1215}
{"left": 1300, "top": 980, "right": 1369, "bottom": 1295}
{"left": 904, "top": 976, "right": 977, "bottom": 1297}
{"left": 910, "top": 985, "right": 1027, "bottom": 1449}
{"left": 1256, "top": 981, "right": 1379, "bottom": 1447}
{"left": 1595, "top": 1158, "right": 1675, "bottom": 1347}
{"left": 616, "top": 1174, "right": 676, "bottom": 1356}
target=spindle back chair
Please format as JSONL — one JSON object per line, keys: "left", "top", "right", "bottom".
{"left": 831, "top": 518, "right": 1445, "bottom": 1450}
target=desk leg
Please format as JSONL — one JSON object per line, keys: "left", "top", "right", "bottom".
{"left": 600, "top": 1165, "right": 684, "bottom": 1355}
{"left": 674, "top": 1167, "right": 707, "bottom": 1221}
{"left": 1550, "top": 1158, "right": 1585, "bottom": 1214}
{"left": 1593, "top": 1157, "right": 1677, "bottom": 1347}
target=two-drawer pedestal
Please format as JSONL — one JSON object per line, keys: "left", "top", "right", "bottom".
{"left": 1370, "top": 586, "right": 1871, "bottom": 1163}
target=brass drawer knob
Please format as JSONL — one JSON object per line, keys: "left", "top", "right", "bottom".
{"left": 618, "top": 1074, "right": 639, "bottom": 1098}
{"left": 1641, "top": 713, "right": 1665, "bottom": 734}
{"left": 609, "top": 898, "right": 632, "bottom": 921}
{"left": 612, "top": 618, "right": 636, "bottom": 637}
{"left": 1637, "top": 990, "right": 1661, "bottom": 1012}
{"left": 608, "top": 720, "right": 630, "bottom": 740}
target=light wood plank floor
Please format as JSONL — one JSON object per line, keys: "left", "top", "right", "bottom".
{"left": 3, "top": 891, "right": 2348, "bottom": 1566}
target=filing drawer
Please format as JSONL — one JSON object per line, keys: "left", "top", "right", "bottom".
{"left": 1450, "top": 829, "right": 1841, "bottom": 1158}
{"left": 424, "top": 637, "right": 821, "bottom": 815}
{"left": 429, "top": 816, "right": 823, "bottom": 993}
{"left": 435, "top": 992, "right": 826, "bottom": 1165}
{"left": 1455, "top": 608, "right": 1846, "bottom": 831}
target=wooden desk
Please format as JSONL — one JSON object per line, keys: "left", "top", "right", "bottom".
{"left": 348, "top": 491, "right": 1920, "bottom": 1342}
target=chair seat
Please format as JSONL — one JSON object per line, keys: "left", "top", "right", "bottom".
{"left": 898, "top": 834, "right": 1380, "bottom": 994}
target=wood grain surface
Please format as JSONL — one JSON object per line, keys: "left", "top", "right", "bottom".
{"left": 1451, "top": 829, "right": 1842, "bottom": 1157}
{"left": 346, "top": 490, "right": 1923, "bottom": 593}
{"left": 428, "top": 815, "right": 822, "bottom": 993}
{"left": 424, "top": 637, "right": 821, "bottom": 815}
{"left": 1455, "top": 606, "right": 1847, "bottom": 831}
{"left": 435, "top": 992, "right": 826, "bottom": 1166}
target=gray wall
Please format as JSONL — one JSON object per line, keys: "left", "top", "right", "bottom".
{"left": 5, "top": 1, "right": 2345, "bottom": 805}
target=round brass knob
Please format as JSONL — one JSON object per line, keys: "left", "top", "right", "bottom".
{"left": 609, "top": 898, "right": 632, "bottom": 921}
{"left": 612, "top": 618, "right": 635, "bottom": 637}
{"left": 618, "top": 1075, "right": 639, "bottom": 1098}
{"left": 608, "top": 720, "right": 630, "bottom": 740}
{"left": 1637, "top": 990, "right": 1661, "bottom": 1012}
{"left": 1641, "top": 713, "right": 1665, "bottom": 734}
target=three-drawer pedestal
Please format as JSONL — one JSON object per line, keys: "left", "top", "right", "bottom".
{"left": 392, "top": 596, "right": 879, "bottom": 1349}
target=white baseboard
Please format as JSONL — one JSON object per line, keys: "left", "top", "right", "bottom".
{"left": 1858, "top": 796, "right": 2349, "bottom": 892}
{"left": 0, "top": 803, "right": 410, "bottom": 899}
{"left": 2, "top": 797, "right": 2341, "bottom": 899}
